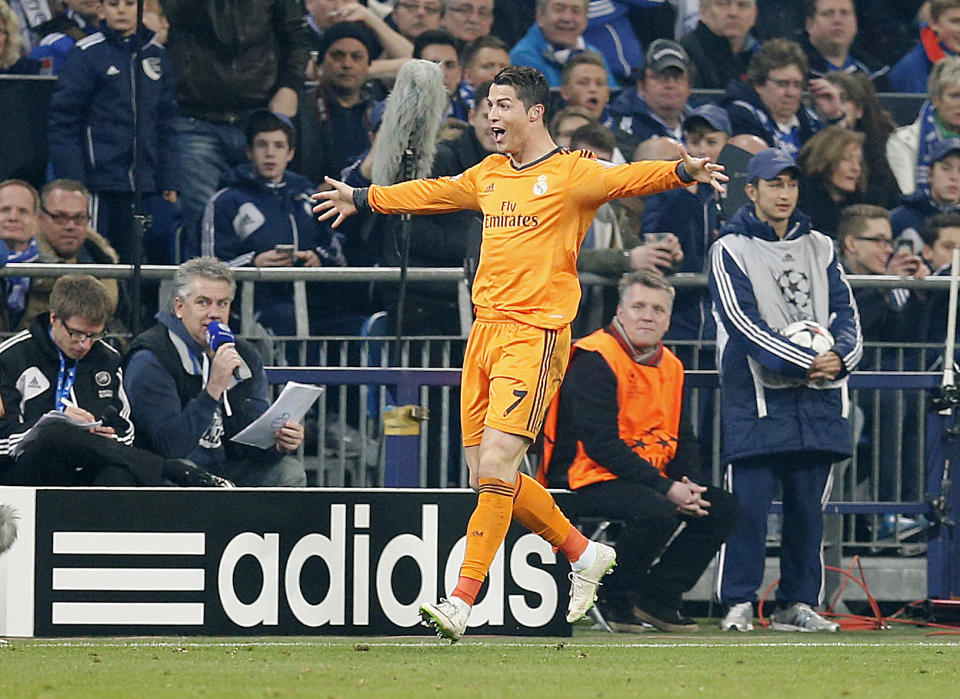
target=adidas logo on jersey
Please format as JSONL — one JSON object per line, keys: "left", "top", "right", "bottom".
{"left": 106, "top": 65, "right": 120, "bottom": 76}
{"left": 27, "top": 377, "right": 42, "bottom": 389}
{"left": 483, "top": 184, "right": 494, "bottom": 193}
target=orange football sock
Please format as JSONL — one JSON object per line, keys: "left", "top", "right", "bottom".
{"left": 511, "top": 473, "right": 587, "bottom": 562}
{"left": 452, "top": 477, "right": 515, "bottom": 606}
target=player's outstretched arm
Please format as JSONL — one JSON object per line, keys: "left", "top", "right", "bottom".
{"left": 311, "top": 176, "right": 358, "bottom": 229}
{"left": 678, "top": 143, "right": 728, "bottom": 196}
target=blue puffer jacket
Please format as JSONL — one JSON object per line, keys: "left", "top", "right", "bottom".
{"left": 47, "top": 24, "right": 179, "bottom": 193}
{"left": 201, "top": 164, "right": 341, "bottom": 334}
{"left": 509, "top": 23, "right": 617, "bottom": 88}
{"left": 708, "top": 204, "right": 863, "bottom": 463}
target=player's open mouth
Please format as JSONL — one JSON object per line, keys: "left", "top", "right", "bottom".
{"left": 491, "top": 127, "right": 505, "bottom": 143}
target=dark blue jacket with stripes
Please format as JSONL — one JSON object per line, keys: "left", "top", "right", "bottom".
{"left": 47, "top": 24, "right": 179, "bottom": 194}
{"left": 708, "top": 204, "right": 862, "bottom": 463}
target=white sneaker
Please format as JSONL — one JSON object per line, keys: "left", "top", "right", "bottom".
{"left": 566, "top": 542, "right": 617, "bottom": 622}
{"left": 769, "top": 602, "right": 839, "bottom": 632}
{"left": 720, "top": 601, "right": 754, "bottom": 632}
{"left": 419, "top": 599, "right": 469, "bottom": 642}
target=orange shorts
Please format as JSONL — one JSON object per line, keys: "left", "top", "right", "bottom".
{"left": 460, "top": 308, "right": 571, "bottom": 446}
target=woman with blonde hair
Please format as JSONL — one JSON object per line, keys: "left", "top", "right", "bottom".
{"left": 887, "top": 56, "right": 960, "bottom": 196}
{"left": 0, "top": 2, "right": 39, "bottom": 74}
{"left": 798, "top": 126, "right": 869, "bottom": 238}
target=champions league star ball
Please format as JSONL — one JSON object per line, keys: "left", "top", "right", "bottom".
{"left": 782, "top": 320, "right": 834, "bottom": 354}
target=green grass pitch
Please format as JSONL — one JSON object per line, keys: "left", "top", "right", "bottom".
{"left": 4, "top": 622, "right": 959, "bottom": 698}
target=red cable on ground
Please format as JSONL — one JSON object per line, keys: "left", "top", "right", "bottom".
{"left": 755, "top": 556, "right": 960, "bottom": 633}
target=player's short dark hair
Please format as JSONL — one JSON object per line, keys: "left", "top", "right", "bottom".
{"left": 837, "top": 204, "right": 889, "bottom": 251}
{"left": 413, "top": 28, "right": 463, "bottom": 62}
{"left": 923, "top": 212, "right": 960, "bottom": 247}
{"left": 747, "top": 38, "right": 808, "bottom": 86}
{"left": 569, "top": 122, "right": 616, "bottom": 156}
{"left": 462, "top": 34, "right": 508, "bottom": 69}
{"left": 560, "top": 50, "right": 606, "bottom": 86}
{"left": 50, "top": 274, "right": 113, "bottom": 326}
{"left": 618, "top": 270, "right": 675, "bottom": 304}
{"left": 492, "top": 66, "right": 550, "bottom": 113}
{"left": 244, "top": 109, "right": 295, "bottom": 148}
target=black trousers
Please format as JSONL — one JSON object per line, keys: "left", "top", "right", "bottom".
{"left": 576, "top": 479, "right": 740, "bottom": 609}
{"left": 6, "top": 422, "right": 165, "bottom": 486}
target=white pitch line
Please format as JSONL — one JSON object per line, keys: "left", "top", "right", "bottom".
{"left": 14, "top": 639, "right": 960, "bottom": 649}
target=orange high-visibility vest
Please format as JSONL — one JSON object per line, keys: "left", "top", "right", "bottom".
{"left": 541, "top": 329, "right": 684, "bottom": 489}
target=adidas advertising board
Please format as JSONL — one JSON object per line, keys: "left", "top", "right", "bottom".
{"left": 0, "top": 488, "right": 572, "bottom": 637}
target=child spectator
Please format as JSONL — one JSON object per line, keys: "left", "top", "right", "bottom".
{"left": 202, "top": 110, "right": 344, "bottom": 340}
{"left": 47, "top": 0, "right": 179, "bottom": 263}
{"left": 889, "top": 0, "right": 960, "bottom": 93}
{"left": 891, "top": 139, "right": 960, "bottom": 245}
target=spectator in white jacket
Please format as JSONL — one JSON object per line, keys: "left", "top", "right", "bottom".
{"left": 887, "top": 56, "right": 960, "bottom": 196}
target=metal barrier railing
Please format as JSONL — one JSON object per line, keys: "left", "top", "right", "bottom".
{"left": 263, "top": 364, "right": 944, "bottom": 556}
{"left": 1, "top": 263, "right": 953, "bottom": 554}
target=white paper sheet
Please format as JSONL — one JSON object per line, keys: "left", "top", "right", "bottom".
{"left": 11, "top": 410, "right": 102, "bottom": 457}
{"left": 230, "top": 381, "right": 324, "bottom": 449}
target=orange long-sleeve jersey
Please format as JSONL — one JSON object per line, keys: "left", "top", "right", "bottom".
{"left": 367, "top": 148, "right": 686, "bottom": 329}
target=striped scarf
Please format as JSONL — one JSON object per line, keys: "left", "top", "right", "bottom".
{"left": 5, "top": 239, "right": 39, "bottom": 328}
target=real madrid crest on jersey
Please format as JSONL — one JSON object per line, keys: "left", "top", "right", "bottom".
{"left": 533, "top": 175, "right": 548, "bottom": 196}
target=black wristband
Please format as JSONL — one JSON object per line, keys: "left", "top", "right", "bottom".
{"left": 352, "top": 187, "right": 370, "bottom": 211}
{"left": 676, "top": 161, "right": 695, "bottom": 183}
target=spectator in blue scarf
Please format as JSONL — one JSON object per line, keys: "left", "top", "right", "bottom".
{"left": 0, "top": 180, "right": 40, "bottom": 330}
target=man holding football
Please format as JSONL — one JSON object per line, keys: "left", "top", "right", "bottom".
{"left": 708, "top": 148, "right": 863, "bottom": 633}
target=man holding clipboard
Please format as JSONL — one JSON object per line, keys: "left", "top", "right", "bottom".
{"left": 123, "top": 257, "right": 310, "bottom": 487}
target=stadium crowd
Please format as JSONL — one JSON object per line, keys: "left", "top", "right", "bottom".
{"left": 0, "top": 0, "right": 956, "bottom": 633}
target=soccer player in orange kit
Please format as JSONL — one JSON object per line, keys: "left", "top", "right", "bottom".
{"left": 313, "top": 66, "right": 727, "bottom": 641}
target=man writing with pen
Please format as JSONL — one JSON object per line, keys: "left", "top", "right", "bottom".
{"left": 0, "top": 274, "right": 230, "bottom": 487}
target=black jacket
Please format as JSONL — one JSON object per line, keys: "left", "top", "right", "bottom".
{"left": 797, "top": 175, "right": 868, "bottom": 239}
{"left": 0, "top": 314, "right": 134, "bottom": 457}
{"left": 680, "top": 22, "right": 756, "bottom": 90}
{"left": 160, "top": 0, "right": 310, "bottom": 116}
